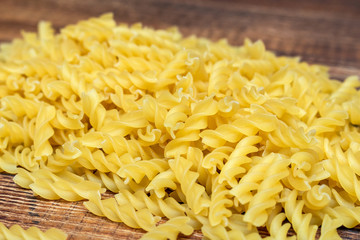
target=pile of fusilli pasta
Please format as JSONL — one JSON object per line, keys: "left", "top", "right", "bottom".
{"left": 0, "top": 13, "right": 359, "bottom": 239}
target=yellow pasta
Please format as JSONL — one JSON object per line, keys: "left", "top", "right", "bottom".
{"left": 140, "top": 216, "right": 193, "bottom": 240}
{"left": 1, "top": 13, "right": 360, "bottom": 239}
{"left": 0, "top": 223, "right": 67, "bottom": 240}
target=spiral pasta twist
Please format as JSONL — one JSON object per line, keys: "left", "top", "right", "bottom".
{"left": 142, "top": 95, "right": 168, "bottom": 131}
{"left": 238, "top": 59, "right": 275, "bottom": 80}
{"left": 50, "top": 109, "right": 84, "bottom": 130}
{"left": 230, "top": 153, "right": 276, "bottom": 205}
{"left": 80, "top": 131, "right": 158, "bottom": 160}
{"left": 165, "top": 96, "right": 218, "bottom": 157}
{"left": 33, "top": 103, "right": 56, "bottom": 157}
{"left": 282, "top": 189, "right": 318, "bottom": 240}
{"left": 244, "top": 155, "right": 290, "bottom": 226}
{"left": 263, "top": 97, "right": 306, "bottom": 120}
{"left": 163, "top": 102, "right": 189, "bottom": 140}
{"left": 74, "top": 145, "right": 120, "bottom": 173}
{"left": 308, "top": 109, "right": 348, "bottom": 135}
{"left": 145, "top": 169, "right": 177, "bottom": 198}
{"left": 117, "top": 158, "right": 169, "bottom": 184}
{"left": 60, "top": 64, "right": 86, "bottom": 98}
{"left": 218, "top": 136, "right": 262, "bottom": 187}
{"left": 15, "top": 59, "right": 58, "bottom": 78}
{"left": 100, "top": 110, "right": 148, "bottom": 137}
{"left": 84, "top": 196, "right": 160, "bottom": 231}
{"left": 0, "top": 146, "right": 18, "bottom": 174}
{"left": 11, "top": 145, "right": 41, "bottom": 171}
{"left": 327, "top": 206, "right": 360, "bottom": 228}
{"left": 318, "top": 215, "right": 342, "bottom": 240}
{"left": 0, "top": 117, "right": 32, "bottom": 148}
{"left": 13, "top": 168, "right": 104, "bottom": 201}
{"left": 156, "top": 50, "right": 189, "bottom": 90}
{"left": 217, "top": 96, "right": 240, "bottom": 118}
{"left": 202, "top": 146, "right": 233, "bottom": 175}
{"left": 115, "top": 70, "right": 161, "bottom": 90}
{"left": 265, "top": 206, "right": 296, "bottom": 240}
{"left": 323, "top": 139, "right": 360, "bottom": 201}
{"left": 61, "top": 13, "right": 116, "bottom": 43}
{"left": 22, "top": 77, "right": 42, "bottom": 99}
{"left": 1, "top": 95, "right": 39, "bottom": 119}
{"left": 330, "top": 76, "right": 360, "bottom": 104}
{"left": 60, "top": 94, "right": 83, "bottom": 114}
{"left": 207, "top": 60, "right": 232, "bottom": 96}
{"left": 112, "top": 23, "right": 181, "bottom": 54}
{"left": 208, "top": 176, "right": 233, "bottom": 226}
{"left": 140, "top": 216, "right": 193, "bottom": 240}
{"left": 286, "top": 150, "right": 330, "bottom": 192}
{"left": 268, "top": 120, "right": 316, "bottom": 149}
{"left": 46, "top": 140, "right": 82, "bottom": 172}
{"left": 200, "top": 110, "right": 277, "bottom": 148}
{"left": 87, "top": 41, "right": 116, "bottom": 68}
{"left": 108, "top": 85, "right": 140, "bottom": 112}
{"left": 115, "top": 189, "right": 186, "bottom": 219}
{"left": 344, "top": 98, "right": 360, "bottom": 125}
{"left": 0, "top": 223, "right": 67, "bottom": 240}
{"left": 83, "top": 170, "right": 133, "bottom": 193}
{"left": 303, "top": 185, "right": 332, "bottom": 210}
{"left": 60, "top": 37, "right": 81, "bottom": 63}
{"left": 234, "top": 85, "right": 267, "bottom": 108}
{"left": 194, "top": 213, "right": 262, "bottom": 240}
{"left": 169, "top": 155, "right": 210, "bottom": 215}
{"left": 82, "top": 89, "right": 106, "bottom": 130}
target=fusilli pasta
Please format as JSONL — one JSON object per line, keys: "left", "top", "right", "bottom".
{"left": 0, "top": 13, "right": 359, "bottom": 239}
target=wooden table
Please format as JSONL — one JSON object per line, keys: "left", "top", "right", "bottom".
{"left": 0, "top": 0, "right": 360, "bottom": 239}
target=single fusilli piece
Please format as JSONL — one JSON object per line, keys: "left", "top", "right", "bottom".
{"left": 13, "top": 168, "right": 104, "bottom": 201}
{"left": 116, "top": 189, "right": 186, "bottom": 219}
{"left": 318, "top": 215, "right": 342, "bottom": 240}
{"left": 117, "top": 158, "right": 169, "bottom": 184}
{"left": 33, "top": 103, "right": 56, "bottom": 157}
{"left": 145, "top": 169, "right": 177, "bottom": 198}
{"left": 282, "top": 189, "right": 318, "bottom": 240}
{"left": 0, "top": 223, "right": 67, "bottom": 240}
{"left": 265, "top": 205, "right": 296, "bottom": 240}
{"left": 84, "top": 195, "right": 160, "bottom": 231}
{"left": 140, "top": 216, "right": 194, "bottom": 240}
{"left": 218, "top": 136, "right": 262, "bottom": 187}
{"left": 208, "top": 175, "right": 233, "bottom": 226}
{"left": 169, "top": 155, "right": 210, "bottom": 216}
{"left": 244, "top": 154, "right": 290, "bottom": 226}
{"left": 165, "top": 96, "right": 218, "bottom": 157}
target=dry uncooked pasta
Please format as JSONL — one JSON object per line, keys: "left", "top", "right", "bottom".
{"left": 0, "top": 223, "right": 67, "bottom": 240}
{"left": 0, "top": 13, "right": 360, "bottom": 239}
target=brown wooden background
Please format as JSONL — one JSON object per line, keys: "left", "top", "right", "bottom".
{"left": 0, "top": 0, "right": 360, "bottom": 239}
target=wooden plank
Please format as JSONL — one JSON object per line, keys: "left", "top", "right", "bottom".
{"left": 0, "top": 0, "right": 360, "bottom": 239}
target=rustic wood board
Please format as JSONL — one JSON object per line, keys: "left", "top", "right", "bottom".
{"left": 0, "top": 0, "right": 360, "bottom": 239}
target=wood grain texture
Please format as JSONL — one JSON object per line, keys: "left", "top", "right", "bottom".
{"left": 0, "top": 0, "right": 360, "bottom": 239}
